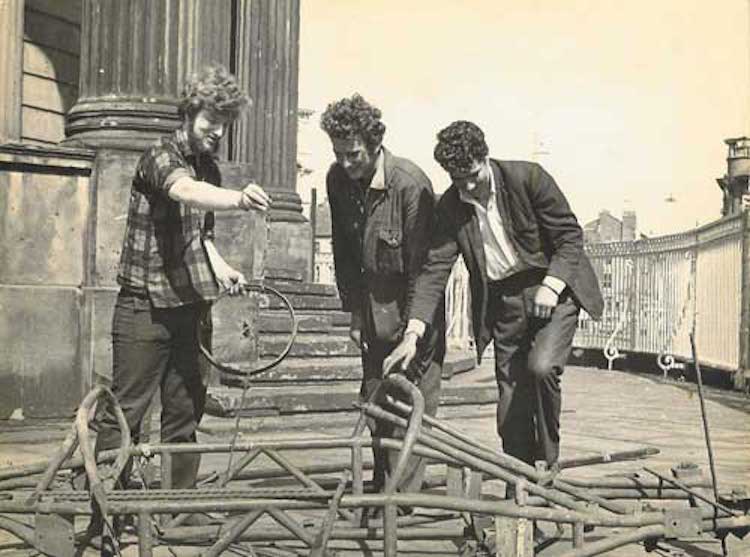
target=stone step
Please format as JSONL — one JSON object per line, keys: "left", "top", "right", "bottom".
{"left": 260, "top": 293, "right": 343, "bottom": 311}
{"left": 259, "top": 309, "right": 351, "bottom": 329}
{"left": 226, "top": 356, "right": 363, "bottom": 384}
{"left": 259, "top": 312, "right": 333, "bottom": 334}
{"left": 264, "top": 280, "right": 338, "bottom": 297}
{"left": 219, "top": 351, "right": 476, "bottom": 386}
{"left": 264, "top": 267, "right": 305, "bottom": 282}
{"left": 206, "top": 370, "right": 497, "bottom": 418}
{"left": 260, "top": 334, "right": 360, "bottom": 358}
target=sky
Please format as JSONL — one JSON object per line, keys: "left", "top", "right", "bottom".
{"left": 297, "top": 0, "right": 750, "bottom": 236}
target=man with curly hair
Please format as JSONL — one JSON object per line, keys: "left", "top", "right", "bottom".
{"left": 91, "top": 65, "right": 270, "bottom": 538}
{"left": 385, "top": 120, "right": 603, "bottom": 478}
{"left": 321, "top": 94, "right": 445, "bottom": 499}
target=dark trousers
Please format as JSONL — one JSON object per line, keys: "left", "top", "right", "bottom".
{"left": 488, "top": 273, "right": 579, "bottom": 467}
{"left": 360, "top": 339, "right": 442, "bottom": 494}
{"left": 95, "top": 290, "right": 209, "bottom": 490}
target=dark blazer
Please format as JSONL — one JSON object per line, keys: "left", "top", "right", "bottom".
{"left": 327, "top": 148, "right": 445, "bottom": 364}
{"left": 410, "top": 159, "right": 603, "bottom": 360}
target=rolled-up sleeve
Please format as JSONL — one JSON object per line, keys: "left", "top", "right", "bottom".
{"left": 135, "top": 147, "right": 192, "bottom": 197}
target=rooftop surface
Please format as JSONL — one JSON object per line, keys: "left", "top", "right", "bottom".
{"left": 0, "top": 364, "right": 748, "bottom": 556}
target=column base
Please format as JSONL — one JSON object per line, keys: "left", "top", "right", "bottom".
{"left": 266, "top": 218, "right": 312, "bottom": 283}
{"left": 259, "top": 189, "right": 312, "bottom": 281}
{"left": 63, "top": 99, "right": 181, "bottom": 152}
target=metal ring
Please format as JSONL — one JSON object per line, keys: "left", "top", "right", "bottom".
{"left": 199, "top": 283, "right": 298, "bottom": 378}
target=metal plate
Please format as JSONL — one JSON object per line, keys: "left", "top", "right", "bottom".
{"left": 663, "top": 508, "right": 703, "bottom": 538}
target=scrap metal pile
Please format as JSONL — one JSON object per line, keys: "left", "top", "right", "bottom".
{"left": 0, "top": 373, "right": 748, "bottom": 556}
{"left": 0, "top": 289, "right": 747, "bottom": 556}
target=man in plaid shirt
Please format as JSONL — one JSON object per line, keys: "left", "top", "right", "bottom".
{"left": 92, "top": 65, "right": 270, "bottom": 534}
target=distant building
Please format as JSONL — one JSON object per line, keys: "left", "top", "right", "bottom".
{"left": 296, "top": 108, "right": 317, "bottom": 220}
{"left": 717, "top": 137, "right": 750, "bottom": 217}
{"left": 584, "top": 209, "right": 638, "bottom": 244}
{"left": 312, "top": 201, "right": 335, "bottom": 284}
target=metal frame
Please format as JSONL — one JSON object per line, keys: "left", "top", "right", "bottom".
{"left": 0, "top": 374, "right": 747, "bottom": 557}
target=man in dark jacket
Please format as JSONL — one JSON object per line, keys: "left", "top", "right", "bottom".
{"left": 384, "top": 120, "right": 602, "bottom": 472}
{"left": 321, "top": 94, "right": 445, "bottom": 495}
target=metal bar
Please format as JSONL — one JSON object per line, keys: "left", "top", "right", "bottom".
{"left": 689, "top": 330, "right": 727, "bottom": 557}
{"left": 390, "top": 398, "right": 659, "bottom": 473}
{"left": 381, "top": 375, "right": 425, "bottom": 494}
{"left": 159, "top": 512, "right": 458, "bottom": 543}
{"left": 360, "top": 401, "right": 620, "bottom": 514}
{"left": 561, "top": 524, "right": 663, "bottom": 557}
{"left": 559, "top": 476, "right": 711, "bottom": 490}
{"left": 376, "top": 437, "right": 463, "bottom": 467}
{"left": 0, "top": 515, "right": 35, "bottom": 545}
{"left": 0, "top": 491, "right": 678, "bottom": 527}
{"left": 161, "top": 524, "right": 468, "bottom": 543}
{"left": 383, "top": 503, "right": 398, "bottom": 557}
{"left": 573, "top": 521, "right": 585, "bottom": 548}
{"left": 31, "top": 421, "right": 80, "bottom": 500}
{"left": 310, "top": 470, "right": 350, "bottom": 556}
{"left": 266, "top": 508, "right": 316, "bottom": 545}
{"left": 564, "top": 514, "right": 750, "bottom": 557}
{"left": 160, "top": 452, "right": 173, "bottom": 490}
{"left": 141, "top": 437, "right": 369, "bottom": 454}
{"left": 220, "top": 447, "right": 263, "bottom": 486}
{"left": 198, "top": 457, "right": 370, "bottom": 486}
{"left": 263, "top": 449, "right": 356, "bottom": 522}
{"left": 386, "top": 397, "right": 534, "bottom": 476}
{"left": 137, "top": 511, "right": 154, "bottom": 557}
{"left": 377, "top": 375, "right": 426, "bottom": 557}
{"left": 557, "top": 447, "right": 660, "bottom": 470}
{"left": 642, "top": 467, "right": 737, "bottom": 516}
{"left": 419, "top": 419, "right": 632, "bottom": 514}
{"left": 203, "top": 509, "right": 265, "bottom": 557}
{"left": 350, "top": 441, "right": 364, "bottom": 525}
{"left": 0, "top": 437, "right": 376, "bottom": 482}
{"left": 169, "top": 447, "right": 265, "bottom": 529}
{"left": 387, "top": 396, "right": 488, "bottom": 454}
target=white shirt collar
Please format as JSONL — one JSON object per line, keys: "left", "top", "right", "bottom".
{"left": 458, "top": 157, "right": 495, "bottom": 206}
{"left": 369, "top": 148, "right": 386, "bottom": 190}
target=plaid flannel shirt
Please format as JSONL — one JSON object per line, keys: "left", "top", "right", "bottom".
{"left": 117, "top": 129, "right": 221, "bottom": 307}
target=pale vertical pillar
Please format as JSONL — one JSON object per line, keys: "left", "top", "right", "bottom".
{"left": 234, "top": 0, "right": 309, "bottom": 278}
{"left": 0, "top": 0, "right": 24, "bottom": 143}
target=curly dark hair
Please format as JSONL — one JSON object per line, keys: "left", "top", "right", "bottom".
{"left": 434, "top": 120, "right": 489, "bottom": 174}
{"left": 320, "top": 94, "right": 386, "bottom": 148}
{"left": 179, "top": 65, "right": 250, "bottom": 121}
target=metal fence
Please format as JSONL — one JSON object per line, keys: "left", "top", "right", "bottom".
{"left": 445, "top": 213, "right": 748, "bottom": 374}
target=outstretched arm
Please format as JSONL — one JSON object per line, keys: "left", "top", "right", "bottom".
{"left": 384, "top": 194, "right": 461, "bottom": 374}
{"left": 169, "top": 176, "right": 271, "bottom": 212}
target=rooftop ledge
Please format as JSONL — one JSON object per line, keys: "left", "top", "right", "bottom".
{"left": 0, "top": 142, "right": 95, "bottom": 172}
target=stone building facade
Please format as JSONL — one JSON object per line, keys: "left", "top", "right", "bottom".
{"left": 0, "top": 0, "right": 306, "bottom": 418}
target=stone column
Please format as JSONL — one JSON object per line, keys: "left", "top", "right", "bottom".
{"left": 234, "top": 0, "right": 310, "bottom": 279}
{"left": 65, "top": 0, "right": 233, "bottom": 151}
{"left": 0, "top": 0, "right": 24, "bottom": 143}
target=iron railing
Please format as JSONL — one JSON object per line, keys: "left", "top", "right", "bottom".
{"left": 445, "top": 213, "right": 748, "bottom": 373}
